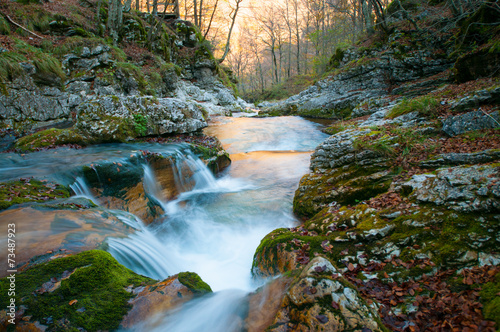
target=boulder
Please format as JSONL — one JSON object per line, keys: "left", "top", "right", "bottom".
{"left": 401, "top": 164, "right": 500, "bottom": 212}
{"left": 261, "top": 257, "right": 384, "bottom": 332}
{"left": 442, "top": 110, "right": 500, "bottom": 137}
{"left": 0, "top": 199, "right": 134, "bottom": 277}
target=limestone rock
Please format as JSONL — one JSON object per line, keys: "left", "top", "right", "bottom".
{"left": 0, "top": 200, "right": 133, "bottom": 277}
{"left": 264, "top": 257, "right": 384, "bottom": 332}
{"left": 442, "top": 110, "right": 500, "bottom": 137}
{"left": 120, "top": 275, "right": 202, "bottom": 329}
{"left": 403, "top": 164, "right": 500, "bottom": 212}
{"left": 419, "top": 149, "right": 500, "bottom": 168}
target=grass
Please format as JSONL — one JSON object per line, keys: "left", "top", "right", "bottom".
{"left": 0, "top": 16, "right": 10, "bottom": 35}
{"left": 386, "top": 95, "right": 439, "bottom": 119}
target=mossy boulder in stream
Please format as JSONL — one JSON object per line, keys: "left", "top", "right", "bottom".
{"left": 0, "top": 250, "right": 213, "bottom": 331}
{"left": 13, "top": 128, "right": 87, "bottom": 152}
{"left": 0, "top": 250, "right": 154, "bottom": 331}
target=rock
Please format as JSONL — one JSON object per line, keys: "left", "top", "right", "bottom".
{"left": 362, "top": 224, "right": 395, "bottom": 241}
{"left": 404, "top": 164, "right": 500, "bottom": 212}
{"left": 245, "top": 277, "right": 293, "bottom": 332}
{"left": 442, "top": 110, "right": 500, "bottom": 137}
{"left": 450, "top": 87, "right": 500, "bottom": 112}
{"left": 419, "top": 149, "right": 500, "bottom": 168}
{"left": 121, "top": 272, "right": 211, "bottom": 329}
{"left": 0, "top": 250, "right": 156, "bottom": 331}
{"left": 264, "top": 257, "right": 385, "bottom": 332}
{"left": 0, "top": 200, "right": 133, "bottom": 276}
{"left": 294, "top": 128, "right": 394, "bottom": 217}
{"left": 75, "top": 95, "right": 207, "bottom": 142}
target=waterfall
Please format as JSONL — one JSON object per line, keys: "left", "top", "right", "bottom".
{"left": 127, "top": 290, "right": 248, "bottom": 332}
{"left": 70, "top": 176, "right": 98, "bottom": 203}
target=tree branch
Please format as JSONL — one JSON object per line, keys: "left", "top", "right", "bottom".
{"left": 2, "top": 13, "right": 44, "bottom": 39}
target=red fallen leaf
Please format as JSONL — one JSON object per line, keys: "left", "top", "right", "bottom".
{"left": 390, "top": 299, "right": 397, "bottom": 306}
{"left": 384, "top": 272, "right": 389, "bottom": 278}
{"left": 69, "top": 299, "right": 78, "bottom": 305}
{"left": 409, "top": 289, "right": 415, "bottom": 296}
{"left": 331, "top": 301, "right": 340, "bottom": 310}
{"left": 348, "top": 263, "right": 355, "bottom": 271}
{"left": 316, "top": 315, "right": 328, "bottom": 324}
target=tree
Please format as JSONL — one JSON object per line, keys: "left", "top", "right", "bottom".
{"left": 218, "top": 0, "right": 243, "bottom": 63}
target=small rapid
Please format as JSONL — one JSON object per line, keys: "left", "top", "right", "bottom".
{"left": 0, "top": 115, "right": 328, "bottom": 331}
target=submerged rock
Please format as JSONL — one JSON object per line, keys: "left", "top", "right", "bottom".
{"left": 0, "top": 199, "right": 133, "bottom": 276}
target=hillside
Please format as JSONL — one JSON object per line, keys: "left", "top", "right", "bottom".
{"left": 0, "top": 0, "right": 250, "bottom": 151}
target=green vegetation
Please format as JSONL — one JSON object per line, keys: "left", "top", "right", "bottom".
{"left": 178, "top": 272, "right": 212, "bottom": 294}
{"left": 386, "top": 95, "right": 439, "bottom": 119}
{"left": 0, "top": 250, "right": 155, "bottom": 331}
{"left": 0, "top": 16, "right": 10, "bottom": 35}
{"left": 0, "top": 52, "right": 25, "bottom": 86}
{"left": 0, "top": 178, "right": 71, "bottom": 211}
{"left": 133, "top": 114, "right": 148, "bottom": 136}
{"left": 480, "top": 272, "right": 500, "bottom": 327}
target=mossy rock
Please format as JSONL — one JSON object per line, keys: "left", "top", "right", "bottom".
{"left": 0, "top": 178, "right": 71, "bottom": 211}
{"left": 14, "top": 128, "right": 86, "bottom": 152}
{"left": 0, "top": 250, "right": 155, "bottom": 331}
{"left": 293, "top": 164, "right": 393, "bottom": 218}
{"left": 177, "top": 272, "right": 212, "bottom": 294}
{"left": 82, "top": 160, "right": 144, "bottom": 198}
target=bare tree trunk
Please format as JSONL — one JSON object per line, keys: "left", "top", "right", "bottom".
{"left": 294, "top": 0, "right": 300, "bottom": 74}
{"left": 203, "top": 0, "right": 218, "bottom": 39}
{"left": 152, "top": 0, "right": 158, "bottom": 15}
{"left": 194, "top": 0, "right": 198, "bottom": 26}
{"left": 136, "top": 0, "right": 139, "bottom": 11}
{"left": 198, "top": 0, "right": 203, "bottom": 27}
{"left": 219, "top": 0, "right": 243, "bottom": 63}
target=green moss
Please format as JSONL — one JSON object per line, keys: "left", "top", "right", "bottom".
{"left": 14, "top": 128, "right": 86, "bottom": 152}
{"left": 480, "top": 272, "right": 500, "bottom": 327}
{"left": 386, "top": 95, "right": 439, "bottom": 119}
{"left": 177, "top": 272, "right": 212, "bottom": 294}
{"left": 82, "top": 161, "right": 143, "bottom": 197}
{"left": 0, "top": 178, "right": 71, "bottom": 211}
{"left": 0, "top": 250, "right": 154, "bottom": 331}
{"left": 329, "top": 48, "right": 345, "bottom": 69}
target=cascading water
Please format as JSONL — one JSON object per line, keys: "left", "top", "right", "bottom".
{"left": 70, "top": 176, "right": 97, "bottom": 202}
{"left": 108, "top": 116, "right": 329, "bottom": 331}
{"left": 0, "top": 116, "right": 328, "bottom": 331}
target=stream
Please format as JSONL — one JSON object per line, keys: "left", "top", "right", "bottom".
{"left": 1, "top": 115, "right": 328, "bottom": 331}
